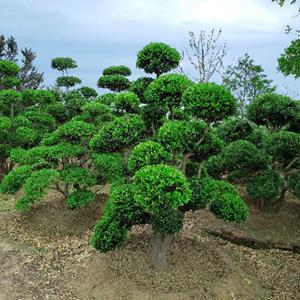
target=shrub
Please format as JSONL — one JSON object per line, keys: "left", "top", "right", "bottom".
{"left": 113, "top": 92, "right": 140, "bottom": 114}
{"left": 89, "top": 115, "right": 145, "bottom": 153}
{"left": 102, "top": 65, "right": 131, "bottom": 76}
{"left": 152, "top": 206, "right": 184, "bottom": 235}
{"left": 78, "top": 86, "right": 98, "bottom": 99}
{"left": 97, "top": 74, "right": 130, "bottom": 92}
{"left": 247, "top": 93, "right": 298, "bottom": 130}
{"left": 0, "top": 60, "right": 20, "bottom": 77}
{"left": 127, "top": 141, "right": 170, "bottom": 174}
{"left": 56, "top": 76, "right": 82, "bottom": 88}
{"left": 210, "top": 193, "right": 248, "bottom": 222}
{"left": 0, "top": 165, "right": 32, "bottom": 194}
{"left": 267, "top": 130, "right": 300, "bottom": 162}
{"left": 16, "top": 169, "right": 58, "bottom": 210}
{"left": 91, "top": 183, "right": 144, "bottom": 252}
{"left": 186, "top": 176, "right": 238, "bottom": 211}
{"left": 59, "top": 165, "right": 96, "bottom": 188}
{"left": 136, "top": 42, "right": 181, "bottom": 76}
{"left": 92, "top": 153, "right": 126, "bottom": 183}
{"left": 156, "top": 120, "right": 206, "bottom": 154}
{"left": 133, "top": 164, "right": 191, "bottom": 213}
{"left": 182, "top": 83, "right": 237, "bottom": 122}
{"left": 246, "top": 170, "right": 284, "bottom": 202}
{"left": 144, "top": 73, "right": 192, "bottom": 117}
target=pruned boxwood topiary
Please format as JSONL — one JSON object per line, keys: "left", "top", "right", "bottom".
{"left": 144, "top": 73, "right": 192, "bottom": 118}
{"left": 56, "top": 76, "right": 82, "bottom": 89}
{"left": 113, "top": 92, "right": 140, "bottom": 114}
{"left": 152, "top": 206, "right": 184, "bottom": 235}
{"left": 92, "top": 153, "right": 126, "bottom": 184}
{"left": 77, "top": 86, "right": 98, "bottom": 99}
{"left": 246, "top": 170, "right": 284, "bottom": 208}
{"left": 127, "top": 141, "right": 170, "bottom": 174}
{"left": 186, "top": 176, "right": 238, "bottom": 211}
{"left": 136, "top": 42, "right": 181, "bottom": 77}
{"left": 210, "top": 193, "right": 248, "bottom": 222}
{"left": 16, "top": 168, "right": 59, "bottom": 211}
{"left": 182, "top": 83, "right": 237, "bottom": 122}
{"left": 97, "top": 74, "right": 130, "bottom": 92}
{"left": 51, "top": 57, "right": 77, "bottom": 73}
{"left": 133, "top": 164, "right": 191, "bottom": 214}
{"left": 89, "top": 114, "right": 146, "bottom": 154}
{"left": 91, "top": 183, "right": 144, "bottom": 252}
{"left": 0, "top": 165, "right": 32, "bottom": 194}
{"left": 59, "top": 165, "right": 96, "bottom": 188}
{"left": 247, "top": 93, "right": 298, "bottom": 131}
{"left": 102, "top": 65, "right": 131, "bottom": 76}
{"left": 267, "top": 130, "right": 300, "bottom": 162}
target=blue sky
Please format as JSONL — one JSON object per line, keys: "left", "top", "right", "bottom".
{"left": 0, "top": 0, "right": 299, "bottom": 97}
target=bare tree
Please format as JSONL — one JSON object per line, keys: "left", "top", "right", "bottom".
{"left": 178, "top": 29, "right": 227, "bottom": 82}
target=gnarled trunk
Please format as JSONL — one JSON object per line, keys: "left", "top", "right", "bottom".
{"left": 150, "top": 231, "right": 172, "bottom": 272}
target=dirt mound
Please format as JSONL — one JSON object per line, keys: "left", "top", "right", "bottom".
{"left": 15, "top": 191, "right": 107, "bottom": 237}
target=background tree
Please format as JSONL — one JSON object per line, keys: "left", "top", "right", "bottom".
{"left": 223, "top": 53, "right": 275, "bottom": 114}
{"left": 0, "top": 34, "right": 43, "bottom": 89}
{"left": 278, "top": 39, "right": 300, "bottom": 78}
{"left": 178, "top": 30, "right": 227, "bottom": 82}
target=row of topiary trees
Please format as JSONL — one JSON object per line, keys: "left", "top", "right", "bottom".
{"left": 0, "top": 41, "right": 299, "bottom": 271}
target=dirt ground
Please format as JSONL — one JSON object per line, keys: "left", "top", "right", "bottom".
{"left": 0, "top": 191, "right": 299, "bottom": 300}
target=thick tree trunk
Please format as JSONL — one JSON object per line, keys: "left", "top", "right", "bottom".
{"left": 150, "top": 232, "right": 172, "bottom": 272}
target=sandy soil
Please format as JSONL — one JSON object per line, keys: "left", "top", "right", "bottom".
{"left": 0, "top": 191, "right": 299, "bottom": 300}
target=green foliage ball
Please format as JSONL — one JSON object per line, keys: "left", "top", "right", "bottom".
{"left": 114, "top": 92, "right": 140, "bottom": 114}
{"left": 136, "top": 42, "right": 180, "bottom": 76}
{"left": 127, "top": 141, "right": 170, "bottom": 174}
{"left": 133, "top": 164, "right": 191, "bottom": 213}
{"left": 210, "top": 193, "right": 248, "bottom": 222}
{"left": 56, "top": 76, "right": 82, "bottom": 88}
{"left": 247, "top": 93, "right": 298, "bottom": 130}
{"left": 0, "top": 165, "right": 32, "bottom": 194}
{"left": 182, "top": 82, "right": 237, "bottom": 122}
{"left": 246, "top": 170, "right": 284, "bottom": 202}
{"left": 97, "top": 75, "right": 130, "bottom": 92}
{"left": 102, "top": 65, "right": 132, "bottom": 76}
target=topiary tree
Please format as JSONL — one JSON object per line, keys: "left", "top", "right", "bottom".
{"left": 51, "top": 57, "right": 81, "bottom": 92}
{"left": 97, "top": 65, "right": 132, "bottom": 92}
{"left": 136, "top": 42, "right": 181, "bottom": 77}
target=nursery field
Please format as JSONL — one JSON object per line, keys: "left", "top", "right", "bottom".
{"left": 0, "top": 191, "right": 299, "bottom": 300}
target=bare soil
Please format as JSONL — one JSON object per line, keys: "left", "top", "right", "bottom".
{"left": 0, "top": 191, "right": 299, "bottom": 300}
